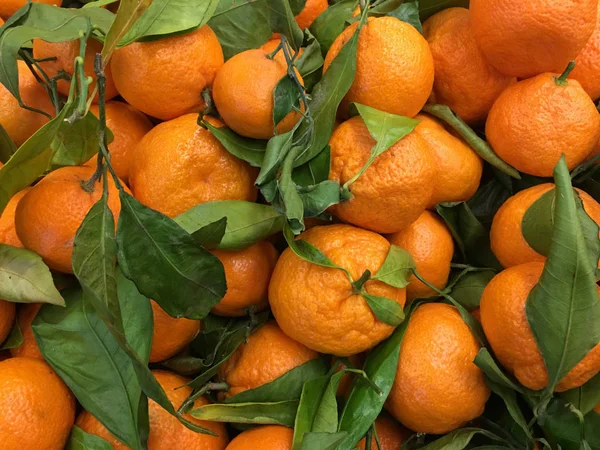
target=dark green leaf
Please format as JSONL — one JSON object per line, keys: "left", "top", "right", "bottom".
{"left": 309, "top": 0, "right": 355, "bottom": 54}
{"left": 297, "top": 180, "right": 340, "bottom": 217}
{"left": 176, "top": 200, "right": 285, "bottom": 250}
{"left": 0, "top": 124, "right": 16, "bottom": 163}
{"left": 191, "top": 400, "right": 299, "bottom": 426}
{"left": 289, "top": 0, "right": 307, "bottom": 15}
{"left": 466, "top": 177, "right": 511, "bottom": 226}
{"left": 278, "top": 147, "right": 305, "bottom": 233}
{"left": 561, "top": 372, "right": 600, "bottom": 415}
{"left": 447, "top": 268, "right": 496, "bottom": 311}
{"left": 521, "top": 189, "right": 554, "bottom": 257}
{"left": 0, "top": 321, "right": 23, "bottom": 350}
{"left": 267, "top": 0, "right": 304, "bottom": 50}
{"left": 361, "top": 293, "right": 404, "bottom": 326}
{"left": 257, "top": 130, "right": 295, "bottom": 186}
{"left": 116, "top": 190, "right": 226, "bottom": 320}
{"left": 0, "top": 244, "right": 64, "bottom": 305}
{"left": 474, "top": 350, "right": 523, "bottom": 392}
{"left": 368, "top": 0, "right": 404, "bottom": 15}
{"left": 387, "top": 0, "right": 422, "bottom": 33}
{"left": 542, "top": 398, "right": 600, "bottom": 450}
{"left": 372, "top": 244, "right": 415, "bottom": 288}
{"left": 66, "top": 427, "right": 113, "bottom": 450}
{"left": 273, "top": 75, "right": 301, "bottom": 128}
{"left": 192, "top": 217, "right": 227, "bottom": 249}
{"left": 204, "top": 119, "right": 266, "bottom": 168}
{"left": 295, "top": 30, "right": 324, "bottom": 91}
{"left": 101, "top": 0, "right": 149, "bottom": 61}
{"left": 418, "top": 0, "right": 469, "bottom": 20}
{"left": 299, "top": 432, "right": 348, "bottom": 450}
{"left": 417, "top": 428, "right": 507, "bottom": 450}
{"left": 293, "top": 145, "right": 330, "bottom": 187}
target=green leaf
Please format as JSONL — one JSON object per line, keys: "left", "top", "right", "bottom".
{"left": 0, "top": 124, "right": 16, "bottom": 163}
{"left": 66, "top": 427, "right": 113, "bottom": 450}
{"left": 267, "top": 0, "right": 304, "bottom": 50}
{"left": 422, "top": 104, "right": 520, "bottom": 180}
{"left": 521, "top": 189, "right": 555, "bottom": 256}
{"left": 0, "top": 321, "right": 23, "bottom": 350}
{"left": 309, "top": 0, "right": 355, "bottom": 54}
{"left": 209, "top": 0, "right": 272, "bottom": 60}
{"left": 526, "top": 157, "right": 600, "bottom": 393}
{"left": 101, "top": 0, "right": 149, "bottom": 61}
{"left": 175, "top": 200, "right": 285, "bottom": 250}
{"left": 203, "top": 120, "right": 266, "bottom": 168}
{"left": 119, "top": 0, "right": 220, "bottom": 46}
{"left": 278, "top": 147, "right": 305, "bottom": 233}
{"left": 474, "top": 349, "right": 524, "bottom": 393}
{"left": 372, "top": 244, "right": 415, "bottom": 288}
{"left": 0, "top": 244, "right": 64, "bottom": 305}
{"left": 297, "top": 180, "right": 340, "bottom": 217}
{"left": 295, "top": 30, "right": 324, "bottom": 91}
{"left": 257, "top": 130, "right": 295, "bottom": 186}
{"left": 190, "top": 400, "right": 299, "bottom": 426}
{"left": 293, "top": 145, "right": 330, "bottom": 187}
{"left": 361, "top": 293, "right": 404, "bottom": 326}
{"left": 192, "top": 217, "right": 227, "bottom": 249}
{"left": 561, "top": 371, "right": 600, "bottom": 415}
{"left": 417, "top": 428, "right": 507, "bottom": 450}
{"left": 273, "top": 75, "right": 301, "bottom": 128}
{"left": 299, "top": 432, "right": 348, "bottom": 450}
{"left": 418, "top": 0, "right": 469, "bottom": 20}
{"left": 542, "top": 398, "right": 600, "bottom": 450}
{"left": 447, "top": 268, "right": 496, "bottom": 311}
{"left": 387, "top": 0, "right": 422, "bottom": 33}
{"left": 116, "top": 190, "right": 226, "bottom": 320}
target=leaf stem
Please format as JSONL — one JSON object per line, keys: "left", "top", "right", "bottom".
{"left": 266, "top": 42, "right": 282, "bottom": 60}
{"left": 555, "top": 61, "right": 576, "bottom": 86}
{"left": 18, "top": 49, "right": 58, "bottom": 117}
{"left": 177, "top": 382, "right": 229, "bottom": 415}
{"left": 68, "top": 30, "right": 93, "bottom": 124}
{"left": 352, "top": 269, "right": 371, "bottom": 294}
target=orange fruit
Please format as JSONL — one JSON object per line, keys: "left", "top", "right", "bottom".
{"left": 212, "top": 49, "right": 304, "bottom": 139}
{"left": 481, "top": 262, "right": 600, "bottom": 391}
{"left": 323, "top": 17, "right": 434, "bottom": 118}
{"left": 149, "top": 300, "right": 200, "bottom": 363}
{"left": 0, "top": 0, "right": 61, "bottom": 20}
{"left": 111, "top": 25, "right": 224, "bottom": 120}
{"left": 84, "top": 101, "right": 153, "bottom": 183}
{"left": 328, "top": 116, "right": 436, "bottom": 234}
{"left": 77, "top": 370, "right": 229, "bottom": 450}
{"left": 211, "top": 241, "right": 279, "bottom": 316}
{"left": 0, "top": 188, "right": 30, "bottom": 248}
{"left": 357, "top": 415, "right": 409, "bottom": 450}
{"left": 0, "top": 300, "right": 15, "bottom": 345}
{"left": 260, "top": 39, "right": 305, "bottom": 65}
{"left": 9, "top": 304, "right": 43, "bottom": 359}
{"left": 413, "top": 113, "right": 483, "bottom": 207}
{"left": 387, "top": 211, "right": 454, "bottom": 301}
{"left": 0, "top": 357, "right": 75, "bottom": 450}
{"left": 269, "top": 224, "right": 407, "bottom": 356}
{"left": 129, "top": 114, "right": 257, "bottom": 218}
{"left": 486, "top": 73, "right": 600, "bottom": 177}
{"left": 572, "top": 1, "right": 600, "bottom": 100}
{"left": 33, "top": 38, "right": 118, "bottom": 102}
{"left": 470, "top": 0, "right": 598, "bottom": 78}
{"left": 218, "top": 321, "right": 318, "bottom": 398}
{"left": 15, "top": 166, "right": 126, "bottom": 274}
{"left": 490, "top": 184, "right": 600, "bottom": 268}
{"left": 0, "top": 61, "right": 54, "bottom": 146}
{"left": 295, "top": 0, "right": 328, "bottom": 29}
{"left": 423, "top": 8, "right": 515, "bottom": 124}
{"left": 386, "top": 303, "right": 490, "bottom": 434}
{"left": 225, "top": 425, "right": 293, "bottom": 450}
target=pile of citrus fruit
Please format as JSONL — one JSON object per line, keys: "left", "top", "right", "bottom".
{"left": 1, "top": 0, "right": 600, "bottom": 448}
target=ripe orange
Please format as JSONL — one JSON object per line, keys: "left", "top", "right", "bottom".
{"left": 150, "top": 300, "right": 200, "bottom": 363}
{"left": 111, "top": 25, "right": 224, "bottom": 120}
{"left": 387, "top": 211, "right": 454, "bottom": 301}
{"left": 0, "top": 0, "right": 61, "bottom": 20}
{"left": 423, "top": 8, "right": 515, "bottom": 124}
{"left": 386, "top": 303, "right": 490, "bottom": 434}
{"left": 269, "top": 224, "right": 407, "bottom": 356}
{"left": 0, "top": 357, "right": 75, "bottom": 450}
{"left": 470, "top": 0, "right": 598, "bottom": 78}
{"left": 218, "top": 321, "right": 318, "bottom": 398}
{"left": 328, "top": 116, "right": 436, "bottom": 234}
{"left": 486, "top": 73, "right": 600, "bottom": 177}
{"left": 490, "top": 184, "right": 600, "bottom": 268}
{"left": 480, "top": 263, "right": 600, "bottom": 391}
{"left": 33, "top": 38, "right": 118, "bottom": 102}
{"left": 295, "top": 0, "right": 328, "bottom": 29}
{"left": 129, "top": 114, "right": 258, "bottom": 218}
{"left": 9, "top": 304, "right": 43, "bottom": 359}
{"left": 413, "top": 113, "right": 483, "bottom": 207}
{"left": 212, "top": 49, "right": 304, "bottom": 139}
{"left": 357, "top": 415, "right": 409, "bottom": 450}
{"left": 0, "top": 61, "right": 54, "bottom": 146}
{"left": 0, "top": 300, "right": 15, "bottom": 345}
{"left": 212, "top": 241, "right": 279, "bottom": 316}
{"left": 0, "top": 188, "right": 30, "bottom": 248}
{"left": 15, "top": 166, "right": 125, "bottom": 274}
{"left": 323, "top": 17, "right": 434, "bottom": 118}
{"left": 84, "top": 101, "right": 153, "bottom": 183}
{"left": 225, "top": 426, "right": 293, "bottom": 450}
{"left": 78, "top": 370, "right": 229, "bottom": 449}
{"left": 572, "top": 2, "right": 600, "bottom": 100}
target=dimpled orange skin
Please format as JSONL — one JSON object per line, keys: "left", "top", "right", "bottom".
{"left": 413, "top": 114, "right": 483, "bottom": 207}
{"left": 486, "top": 73, "right": 600, "bottom": 177}
{"left": 0, "top": 357, "right": 75, "bottom": 450}
{"left": 328, "top": 116, "right": 435, "bottom": 234}
{"left": 470, "top": 0, "right": 597, "bottom": 79}
{"left": 225, "top": 426, "right": 293, "bottom": 450}
{"left": 15, "top": 166, "right": 126, "bottom": 274}
{"left": 84, "top": 101, "right": 153, "bottom": 183}
{"left": 149, "top": 300, "right": 200, "bottom": 363}
{"left": 481, "top": 263, "right": 600, "bottom": 392}
{"left": 357, "top": 415, "right": 409, "bottom": 450}
{"left": 212, "top": 49, "right": 304, "bottom": 140}
{"left": 33, "top": 38, "right": 118, "bottom": 102}
{"left": 0, "top": 300, "right": 15, "bottom": 345}
{"left": 218, "top": 321, "right": 318, "bottom": 398}
{"left": 111, "top": 26, "right": 223, "bottom": 121}
{"left": 490, "top": 184, "right": 600, "bottom": 268}
{"left": 295, "top": 0, "right": 328, "bottom": 29}
{"left": 572, "top": 2, "right": 600, "bottom": 100}
{"left": 386, "top": 303, "right": 490, "bottom": 434}
{"left": 0, "top": 0, "right": 61, "bottom": 20}
{"left": 388, "top": 211, "right": 454, "bottom": 302}
{"left": 269, "top": 225, "right": 407, "bottom": 356}
{"left": 10, "top": 304, "right": 43, "bottom": 359}
{"left": 212, "top": 241, "right": 279, "bottom": 316}
{"left": 0, "top": 61, "right": 54, "bottom": 147}
{"left": 423, "top": 8, "right": 515, "bottom": 125}
{"left": 129, "top": 114, "right": 258, "bottom": 218}
{"left": 0, "top": 188, "right": 29, "bottom": 248}
{"left": 324, "top": 17, "right": 434, "bottom": 118}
